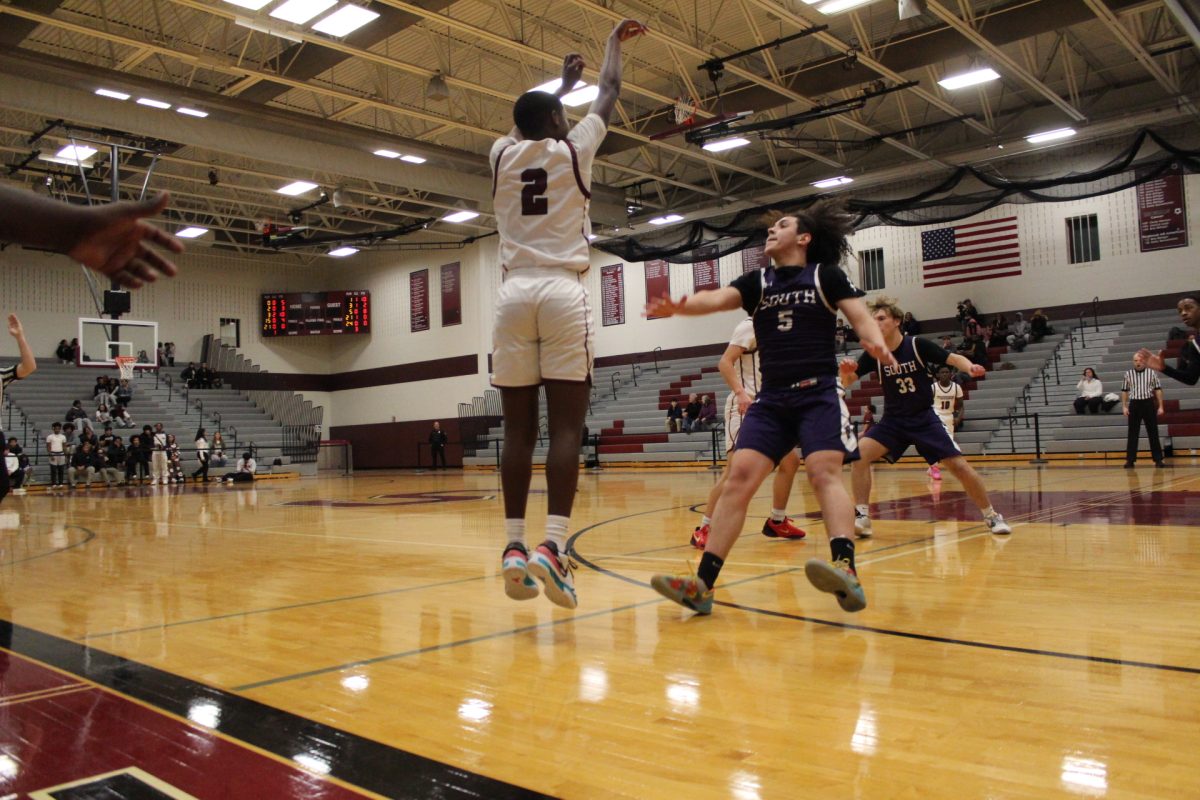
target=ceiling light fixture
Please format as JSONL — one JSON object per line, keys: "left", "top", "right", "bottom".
{"left": 817, "top": 0, "right": 878, "bottom": 14}
{"left": 1025, "top": 127, "right": 1077, "bottom": 144}
{"left": 937, "top": 67, "right": 1000, "bottom": 90}
{"left": 223, "top": 0, "right": 272, "bottom": 9}
{"left": 426, "top": 73, "right": 450, "bottom": 101}
{"left": 442, "top": 210, "right": 480, "bottom": 223}
{"left": 529, "top": 78, "right": 597, "bottom": 108}
{"left": 176, "top": 227, "right": 209, "bottom": 238}
{"left": 136, "top": 98, "right": 171, "bottom": 109}
{"left": 811, "top": 176, "right": 853, "bottom": 188}
{"left": 702, "top": 137, "right": 751, "bottom": 153}
{"left": 312, "top": 5, "right": 380, "bottom": 36}
{"left": 270, "top": 0, "right": 337, "bottom": 25}
{"left": 177, "top": 107, "right": 208, "bottom": 118}
{"left": 55, "top": 145, "right": 98, "bottom": 162}
{"left": 277, "top": 180, "right": 319, "bottom": 196}
{"left": 233, "top": 16, "right": 304, "bottom": 42}
{"left": 328, "top": 246, "right": 359, "bottom": 257}
{"left": 95, "top": 88, "right": 130, "bottom": 100}
{"left": 373, "top": 149, "right": 400, "bottom": 158}
{"left": 399, "top": 154, "right": 426, "bottom": 164}
{"left": 648, "top": 214, "right": 685, "bottom": 225}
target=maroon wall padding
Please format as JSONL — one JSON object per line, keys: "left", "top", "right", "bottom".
{"left": 330, "top": 417, "right": 484, "bottom": 469}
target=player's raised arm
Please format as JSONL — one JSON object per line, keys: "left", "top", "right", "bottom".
{"left": 589, "top": 19, "right": 645, "bottom": 124}
{"left": 644, "top": 287, "right": 741, "bottom": 319}
{"left": 8, "top": 315, "right": 36, "bottom": 379}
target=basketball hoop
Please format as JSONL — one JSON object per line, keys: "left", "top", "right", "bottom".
{"left": 114, "top": 355, "right": 137, "bottom": 382}
{"left": 673, "top": 95, "right": 699, "bottom": 127}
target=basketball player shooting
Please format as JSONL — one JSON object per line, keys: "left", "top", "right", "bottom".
{"left": 491, "top": 19, "right": 645, "bottom": 610}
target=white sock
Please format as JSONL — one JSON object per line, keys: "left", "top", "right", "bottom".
{"left": 505, "top": 518, "right": 526, "bottom": 547}
{"left": 701, "top": 515, "right": 712, "bottom": 526}
{"left": 981, "top": 506, "right": 996, "bottom": 519}
{"left": 545, "top": 515, "right": 569, "bottom": 551}
{"left": 855, "top": 504, "right": 870, "bottom": 517}
{"left": 771, "top": 508, "right": 787, "bottom": 523}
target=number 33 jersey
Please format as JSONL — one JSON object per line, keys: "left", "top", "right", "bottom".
{"left": 491, "top": 113, "right": 607, "bottom": 274}
{"left": 855, "top": 335, "right": 953, "bottom": 418}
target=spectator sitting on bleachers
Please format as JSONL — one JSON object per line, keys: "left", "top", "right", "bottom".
{"left": 181, "top": 362, "right": 196, "bottom": 388}
{"left": 1030, "top": 309, "right": 1053, "bottom": 342}
{"left": 698, "top": 395, "right": 717, "bottom": 430}
{"left": 112, "top": 404, "right": 133, "bottom": 428}
{"left": 102, "top": 436, "right": 126, "bottom": 487}
{"left": 61, "top": 422, "right": 78, "bottom": 456}
{"left": 95, "top": 404, "right": 112, "bottom": 428}
{"left": 98, "top": 425, "right": 115, "bottom": 447}
{"left": 65, "top": 399, "right": 88, "bottom": 426}
{"left": 115, "top": 379, "right": 133, "bottom": 406}
{"left": 224, "top": 452, "right": 255, "bottom": 483}
{"left": 665, "top": 400, "right": 684, "bottom": 433}
{"left": 68, "top": 441, "right": 100, "bottom": 489}
{"left": 969, "top": 335, "right": 991, "bottom": 369}
{"left": 939, "top": 335, "right": 954, "bottom": 350}
{"left": 91, "top": 376, "right": 108, "bottom": 399}
{"left": 55, "top": 339, "right": 73, "bottom": 364}
{"left": 210, "top": 432, "right": 227, "bottom": 467}
{"left": 78, "top": 426, "right": 99, "bottom": 451}
{"left": 1074, "top": 368, "right": 1117, "bottom": 413}
{"left": 989, "top": 315, "right": 1011, "bottom": 347}
{"left": 6, "top": 438, "right": 31, "bottom": 494}
{"left": 901, "top": 312, "right": 921, "bottom": 335}
{"left": 682, "top": 393, "right": 702, "bottom": 433}
{"left": 1008, "top": 312, "right": 1030, "bottom": 352}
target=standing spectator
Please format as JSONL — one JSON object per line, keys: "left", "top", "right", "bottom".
{"left": 102, "top": 436, "right": 126, "bottom": 487}
{"left": 682, "top": 393, "right": 702, "bottom": 433}
{"left": 156, "top": 343, "right": 166, "bottom": 367}
{"left": 166, "top": 434, "right": 184, "bottom": 483}
{"left": 151, "top": 423, "right": 170, "bottom": 485}
{"left": 68, "top": 441, "right": 100, "bottom": 490}
{"left": 165, "top": 342, "right": 176, "bottom": 367}
{"left": 56, "top": 339, "right": 73, "bottom": 363}
{"left": 665, "top": 400, "right": 684, "bottom": 433}
{"left": 1122, "top": 353, "right": 1165, "bottom": 468}
{"left": 70, "top": 338, "right": 80, "bottom": 362}
{"left": 193, "top": 428, "right": 210, "bottom": 482}
{"left": 46, "top": 422, "right": 67, "bottom": 488}
{"left": 429, "top": 421, "right": 449, "bottom": 469}
{"left": 125, "top": 434, "right": 150, "bottom": 484}
{"left": 115, "top": 379, "right": 133, "bottom": 407}
{"left": 1030, "top": 309, "right": 1053, "bottom": 342}
{"left": 1074, "top": 368, "right": 1106, "bottom": 414}
{"left": 900, "top": 311, "right": 921, "bottom": 335}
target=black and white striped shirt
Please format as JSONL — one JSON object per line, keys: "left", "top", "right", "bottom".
{"left": 1122, "top": 367, "right": 1161, "bottom": 400}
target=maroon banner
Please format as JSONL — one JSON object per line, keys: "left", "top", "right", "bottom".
{"left": 741, "top": 243, "right": 768, "bottom": 273}
{"left": 600, "top": 263, "right": 625, "bottom": 326}
{"left": 1137, "top": 162, "right": 1188, "bottom": 252}
{"left": 440, "top": 261, "right": 462, "bottom": 327}
{"left": 644, "top": 259, "right": 671, "bottom": 320}
{"left": 692, "top": 245, "right": 720, "bottom": 292}
{"left": 410, "top": 269, "right": 429, "bottom": 332}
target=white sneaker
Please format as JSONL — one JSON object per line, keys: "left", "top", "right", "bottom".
{"left": 986, "top": 513, "right": 1012, "bottom": 535}
{"left": 854, "top": 511, "right": 873, "bottom": 538}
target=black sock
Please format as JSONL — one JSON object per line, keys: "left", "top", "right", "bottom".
{"left": 830, "top": 537, "right": 856, "bottom": 572}
{"left": 697, "top": 552, "right": 724, "bottom": 590}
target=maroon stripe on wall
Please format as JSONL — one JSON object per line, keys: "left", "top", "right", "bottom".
{"left": 219, "top": 354, "right": 479, "bottom": 393}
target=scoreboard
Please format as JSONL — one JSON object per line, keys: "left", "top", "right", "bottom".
{"left": 261, "top": 291, "right": 370, "bottom": 337}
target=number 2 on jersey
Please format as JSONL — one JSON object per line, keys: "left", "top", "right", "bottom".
{"left": 521, "top": 168, "right": 548, "bottom": 215}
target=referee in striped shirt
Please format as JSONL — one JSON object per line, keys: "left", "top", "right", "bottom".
{"left": 1122, "top": 352, "right": 1165, "bottom": 468}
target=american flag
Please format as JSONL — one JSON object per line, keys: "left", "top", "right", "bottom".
{"left": 920, "top": 216, "right": 1021, "bottom": 288}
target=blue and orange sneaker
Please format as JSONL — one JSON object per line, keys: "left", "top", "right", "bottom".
{"left": 502, "top": 542, "right": 539, "bottom": 601}
{"left": 526, "top": 541, "right": 578, "bottom": 609}
{"left": 650, "top": 573, "right": 714, "bottom": 615}
{"left": 804, "top": 557, "right": 866, "bottom": 612}
{"left": 762, "top": 516, "right": 806, "bottom": 539}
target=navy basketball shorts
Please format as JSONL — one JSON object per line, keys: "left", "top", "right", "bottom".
{"left": 733, "top": 379, "right": 856, "bottom": 465}
{"left": 865, "top": 410, "right": 962, "bottom": 465}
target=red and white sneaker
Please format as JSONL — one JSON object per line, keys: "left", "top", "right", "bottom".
{"left": 928, "top": 464, "right": 942, "bottom": 480}
{"left": 501, "top": 542, "right": 539, "bottom": 601}
{"left": 526, "top": 541, "right": 578, "bottom": 609}
{"left": 762, "top": 516, "right": 807, "bottom": 539}
{"left": 690, "top": 523, "right": 710, "bottom": 550}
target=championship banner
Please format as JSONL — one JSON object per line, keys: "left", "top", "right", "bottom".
{"left": 600, "top": 263, "right": 625, "bottom": 326}
{"left": 1137, "top": 161, "right": 1188, "bottom": 252}
{"left": 741, "top": 243, "right": 768, "bottom": 273}
{"left": 440, "top": 262, "right": 462, "bottom": 327}
{"left": 410, "top": 269, "right": 430, "bottom": 332}
{"left": 692, "top": 244, "right": 720, "bottom": 292}
{"left": 644, "top": 259, "right": 671, "bottom": 320}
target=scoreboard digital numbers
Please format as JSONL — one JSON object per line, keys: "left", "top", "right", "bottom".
{"left": 261, "top": 291, "right": 371, "bottom": 337}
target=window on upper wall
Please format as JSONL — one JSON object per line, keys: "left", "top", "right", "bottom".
{"left": 858, "top": 248, "right": 885, "bottom": 291}
{"left": 1066, "top": 213, "right": 1100, "bottom": 264}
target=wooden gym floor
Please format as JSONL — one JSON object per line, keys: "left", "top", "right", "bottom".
{"left": 0, "top": 463, "right": 1197, "bottom": 799}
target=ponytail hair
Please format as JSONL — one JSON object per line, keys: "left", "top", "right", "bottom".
{"left": 762, "top": 198, "right": 856, "bottom": 265}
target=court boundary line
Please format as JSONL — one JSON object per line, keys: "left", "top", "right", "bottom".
{"left": 0, "top": 525, "right": 96, "bottom": 566}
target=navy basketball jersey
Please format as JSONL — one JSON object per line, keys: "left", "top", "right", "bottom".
{"left": 730, "top": 263, "right": 863, "bottom": 390}
{"left": 857, "top": 335, "right": 951, "bottom": 417}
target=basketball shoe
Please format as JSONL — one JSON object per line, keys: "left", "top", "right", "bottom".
{"left": 526, "top": 541, "right": 578, "bottom": 609}
{"left": 690, "top": 523, "right": 709, "bottom": 550}
{"left": 928, "top": 464, "right": 942, "bottom": 480}
{"left": 804, "top": 558, "right": 867, "bottom": 612}
{"left": 501, "top": 542, "right": 539, "bottom": 601}
{"left": 762, "top": 516, "right": 806, "bottom": 539}
{"left": 985, "top": 513, "right": 1012, "bottom": 535}
{"left": 650, "top": 573, "right": 713, "bottom": 615}
{"left": 854, "top": 509, "right": 872, "bottom": 538}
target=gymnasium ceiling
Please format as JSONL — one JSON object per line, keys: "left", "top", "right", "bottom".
{"left": 1, "top": 0, "right": 1199, "bottom": 257}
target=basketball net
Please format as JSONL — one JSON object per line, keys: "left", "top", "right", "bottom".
{"left": 673, "top": 96, "right": 698, "bottom": 127}
{"left": 114, "top": 355, "right": 137, "bottom": 381}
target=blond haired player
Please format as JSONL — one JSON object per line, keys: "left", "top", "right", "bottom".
{"left": 492, "top": 19, "right": 645, "bottom": 610}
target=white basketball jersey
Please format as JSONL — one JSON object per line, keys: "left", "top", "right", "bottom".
{"left": 491, "top": 113, "right": 606, "bottom": 274}
{"left": 933, "top": 381, "right": 962, "bottom": 419}
{"left": 729, "top": 318, "right": 761, "bottom": 397}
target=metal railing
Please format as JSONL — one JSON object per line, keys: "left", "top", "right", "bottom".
{"left": 282, "top": 425, "right": 319, "bottom": 462}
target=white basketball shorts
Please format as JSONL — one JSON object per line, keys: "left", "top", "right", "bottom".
{"left": 724, "top": 390, "right": 748, "bottom": 453}
{"left": 492, "top": 268, "right": 594, "bottom": 387}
